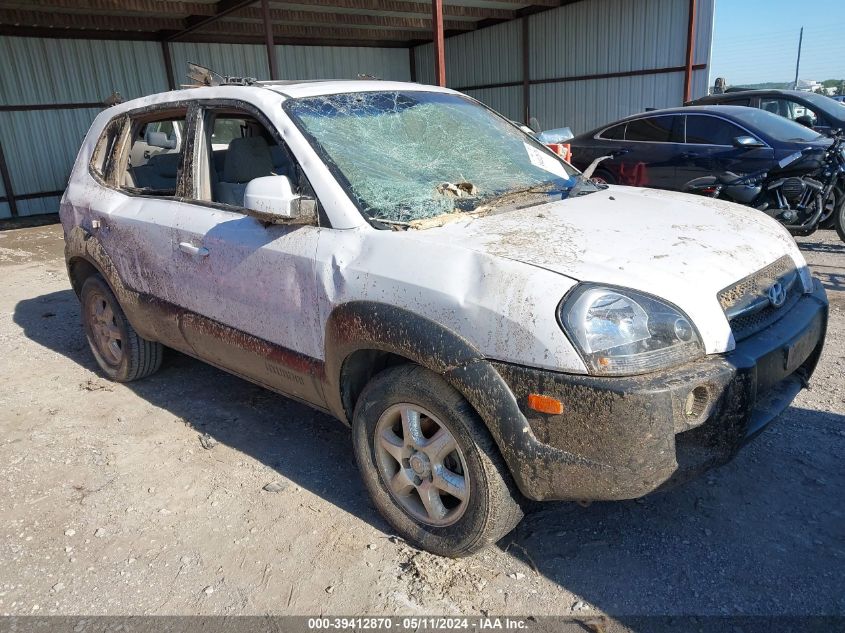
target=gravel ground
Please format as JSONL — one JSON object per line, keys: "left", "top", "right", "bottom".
{"left": 0, "top": 224, "right": 843, "bottom": 623}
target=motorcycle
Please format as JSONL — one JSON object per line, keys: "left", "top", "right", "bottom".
{"left": 683, "top": 131, "right": 845, "bottom": 242}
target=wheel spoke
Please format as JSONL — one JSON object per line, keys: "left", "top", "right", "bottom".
{"left": 389, "top": 469, "right": 415, "bottom": 497}
{"left": 433, "top": 465, "right": 467, "bottom": 501}
{"left": 378, "top": 429, "right": 406, "bottom": 464}
{"left": 400, "top": 406, "right": 424, "bottom": 448}
{"left": 417, "top": 480, "right": 448, "bottom": 522}
{"left": 94, "top": 300, "right": 106, "bottom": 318}
{"left": 102, "top": 305, "right": 114, "bottom": 324}
{"left": 105, "top": 323, "right": 121, "bottom": 340}
{"left": 423, "top": 428, "right": 457, "bottom": 462}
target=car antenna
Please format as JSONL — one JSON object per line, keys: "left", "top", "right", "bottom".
{"left": 183, "top": 62, "right": 257, "bottom": 88}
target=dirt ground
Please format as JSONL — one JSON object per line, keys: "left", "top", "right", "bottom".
{"left": 0, "top": 223, "right": 843, "bottom": 623}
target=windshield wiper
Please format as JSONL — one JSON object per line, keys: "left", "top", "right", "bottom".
{"left": 473, "top": 183, "right": 561, "bottom": 213}
{"left": 566, "top": 149, "right": 628, "bottom": 197}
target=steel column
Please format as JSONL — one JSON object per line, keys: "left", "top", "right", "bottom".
{"left": 431, "top": 0, "right": 445, "bottom": 86}
{"left": 522, "top": 17, "right": 530, "bottom": 124}
{"left": 261, "top": 0, "right": 279, "bottom": 79}
{"left": 0, "top": 141, "right": 18, "bottom": 218}
{"left": 683, "top": 0, "right": 697, "bottom": 103}
{"left": 161, "top": 40, "right": 176, "bottom": 89}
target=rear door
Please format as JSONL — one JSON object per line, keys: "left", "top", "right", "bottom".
{"left": 675, "top": 114, "right": 774, "bottom": 188}
{"left": 611, "top": 114, "right": 684, "bottom": 188}
{"left": 89, "top": 106, "right": 189, "bottom": 303}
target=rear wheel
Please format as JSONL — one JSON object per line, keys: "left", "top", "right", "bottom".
{"left": 821, "top": 184, "right": 844, "bottom": 230}
{"left": 81, "top": 275, "right": 162, "bottom": 382}
{"left": 352, "top": 364, "right": 523, "bottom": 557}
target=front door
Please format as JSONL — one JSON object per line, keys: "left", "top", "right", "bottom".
{"left": 675, "top": 114, "right": 774, "bottom": 188}
{"left": 168, "top": 102, "right": 325, "bottom": 405}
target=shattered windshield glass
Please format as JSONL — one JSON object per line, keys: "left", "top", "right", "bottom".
{"left": 284, "top": 91, "right": 578, "bottom": 224}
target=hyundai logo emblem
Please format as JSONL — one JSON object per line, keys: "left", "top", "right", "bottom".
{"left": 767, "top": 282, "right": 787, "bottom": 308}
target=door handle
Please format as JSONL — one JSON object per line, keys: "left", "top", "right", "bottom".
{"left": 680, "top": 152, "right": 701, "bottom": 159}
{"left": 179, "top": 242, "right": 209, "bottom": 259}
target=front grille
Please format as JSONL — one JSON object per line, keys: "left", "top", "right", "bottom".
{"left": 729, "top": 285, "right": 801, "bottom": 340}
{"left": 718, "top": 255, "right": 800, "bottom": 340}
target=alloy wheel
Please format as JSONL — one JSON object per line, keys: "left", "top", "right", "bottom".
{"left": 86, "top": 292, "right": 123, "bottom": 365}
{"left": 373, "top": 403, "right": 470, "bottom": 527}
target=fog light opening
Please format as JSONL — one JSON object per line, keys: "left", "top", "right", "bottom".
{"left": 684, "top": 386, "right": 709, "bottom": 419}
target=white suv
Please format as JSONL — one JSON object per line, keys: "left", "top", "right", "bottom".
{"left": 60, "top": 80, "right": 828, "bottom": 557}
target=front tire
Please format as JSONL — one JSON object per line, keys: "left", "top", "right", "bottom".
{"left": 80, "top": 275, "right": 162, "bottom": 382}
{"left": 352, "top": 364, "right": 523, "bottom": 557}
{"left": 591, "top": 168, "right": 616, "bottom": 185}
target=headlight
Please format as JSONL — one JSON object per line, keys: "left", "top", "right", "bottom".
{"left": 558, "top": 285, "right": 703, "bottom": 375}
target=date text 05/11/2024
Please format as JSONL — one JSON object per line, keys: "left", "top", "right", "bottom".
{"left": 307, "top": 617, "right": 530, "bottom": 630}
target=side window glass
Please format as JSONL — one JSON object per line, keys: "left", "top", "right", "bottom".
{"left": 600, "top": 123, "right": 626, "bottom": 140}
{"left": 201, "top": 110, "right": 300, "bottom": 210}
{"left": 760, "top": 98, "right": 819, "bottom": 126}
{"left": 685, "top": 116, "right": 746, "bottom": 145}
{"left": 760, "top": 98, "right": 788, "bottom": 118}
{"left": 790, "top": 100, "right": 819, "bottom": 126}
{"left": 726, "top": 98, "right": 751, "bottom": 106}
{"left": 120, "top": 112, "right": 187, "bottom": 195}
{"left": 625, "top": 116, "right": 676, "bottom": 142}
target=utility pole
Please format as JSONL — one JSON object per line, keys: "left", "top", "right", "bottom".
{"left": 793, "top": 26, "right": 803, "bottom": 90}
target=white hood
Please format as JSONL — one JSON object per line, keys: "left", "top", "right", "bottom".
{"left": 414, "top": 185, "right": 813, "bottom": 354}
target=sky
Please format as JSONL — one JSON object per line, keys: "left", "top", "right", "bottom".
{"left": 709, "top": 0, "right": 845, "bottom": 86}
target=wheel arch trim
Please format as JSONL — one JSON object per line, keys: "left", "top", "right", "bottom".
{"left": 323, "top": 301, "right": 564, "bottom": 499}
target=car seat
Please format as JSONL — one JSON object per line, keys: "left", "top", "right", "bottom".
{"left": 130, "top": 152, "right": 182, "bottom": 191}
{"left": 215, "top": 137, "right": 274, "bottom": 206}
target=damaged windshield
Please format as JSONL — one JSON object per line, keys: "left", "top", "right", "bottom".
{"left": 284, "top": 91, "right": 579, "bottom": 224}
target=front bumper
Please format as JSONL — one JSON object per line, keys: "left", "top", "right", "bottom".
{"left": 489, "top": 279, "right": 828, "bottom": 502}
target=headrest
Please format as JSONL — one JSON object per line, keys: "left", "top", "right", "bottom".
{"left": 223, "top": 137, "right": 273, "bottom": 183}
{"left": 146, "top": 130, "right": 177, "bottom": 150}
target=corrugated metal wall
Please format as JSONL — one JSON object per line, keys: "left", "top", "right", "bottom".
{"left": 0, "top": 36, "right": 170, "bottom": 219}
{"left": 414, "top": 0, "right": 714, "bottom": 133}
{"left": 1, "top": 0, "right": 714, "bottom": 220}
{"left": 415, "top": 20, "right": 523, "bottom": 121}
{"left": 0, "top": 37, "right": 409, "bottom": 220}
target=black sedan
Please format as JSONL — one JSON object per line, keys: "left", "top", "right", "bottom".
{"left": 568, "top": 106, "right": 831, "bottom": 191}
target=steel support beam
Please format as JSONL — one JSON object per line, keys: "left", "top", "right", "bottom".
{"left": 166, "top": 0, "right": 257, "bottom": 41}
{"left": 522, "top": 17, "right": 530, "bottom": 124}
{"left": 261, "top": 0, "right": 279, "bottom": 80}
{"left": 683, "top": 0, "right": 697, "bottom": 103}
{"left": 161, "top": 40, "right": 176, "bottom": 90}
{"left": 0, "top": 141, "right": 18, "bottom": 218}
{"left": 431, "top": 0, "right": 445, "bottom": 86}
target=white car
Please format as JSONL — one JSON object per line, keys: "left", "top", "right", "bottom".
{"left": 60, "top": 79, "right": 828, "bottom": 557}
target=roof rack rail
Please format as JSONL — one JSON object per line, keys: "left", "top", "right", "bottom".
{"left": 183, "top": 62, "right": 257, "bottom": 88}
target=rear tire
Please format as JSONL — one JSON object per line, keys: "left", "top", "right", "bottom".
{"left": 80, "top": 275, "right": 162, "bottom": 382}
{"left": 819, "top": 184, "right": 843, "bottom": 229}
{"left": 352, "top": 364, "right": 523, "bottom": 557}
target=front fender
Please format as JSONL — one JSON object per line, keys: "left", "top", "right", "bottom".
{"left": 323, "top": 301, "right": 581, "bottom": 500}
